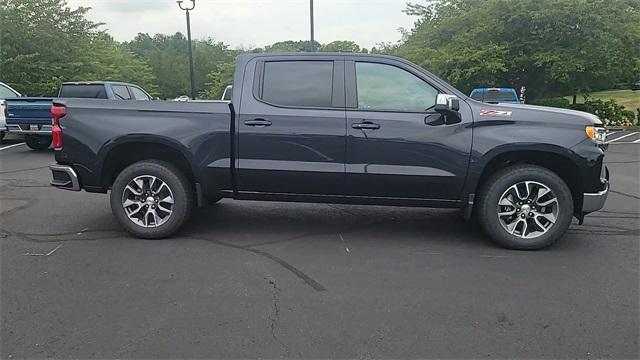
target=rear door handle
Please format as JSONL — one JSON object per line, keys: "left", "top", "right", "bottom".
{"left": 244, "top": 119, "right": 272, "bottom": 127}
{"left": 352, "top": 121, "right": 380, "bottom": 130}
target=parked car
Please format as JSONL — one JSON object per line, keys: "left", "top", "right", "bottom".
{"left": 470, "top": 87, "right": 521, "bottom": 104}
{"left": 0, "top": 82, "right": 22, "bottom": 142}
{"left": 4, "top": 81, "right": 153, "bottom": 150}
{"left": 632, "top": 81, "right": 640, "bottom": 91}
{"left": 48, "top": 53, "right": 609, "bottom": 250}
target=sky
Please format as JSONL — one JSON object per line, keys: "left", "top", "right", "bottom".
{"left": 65, "top": 0, "right": 419, "bottom": 49}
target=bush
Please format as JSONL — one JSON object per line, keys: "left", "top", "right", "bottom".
{"left": 569, "top": 98, "right": 636, "bottom": 127}
{"left": 530, "top": 96, "right": 637, "bottom": 126}
{"left": 529, "top": 97, "right": 570, "bottom": 108}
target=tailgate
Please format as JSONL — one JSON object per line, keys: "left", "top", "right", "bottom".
{"left": 6, "top": 98, "right": 53, "bottom": 126}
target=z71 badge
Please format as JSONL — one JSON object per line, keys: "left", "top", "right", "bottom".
{"left": 480, "top": 109, "right": 513, "bottom": 117}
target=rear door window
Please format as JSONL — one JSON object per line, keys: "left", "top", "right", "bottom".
{"left": 112, "top": 85, "right": 132, "bottom": 100}
{"left": 59, "top": 84, "right": 108, "bottom": 99}
{"left": 261, "top": 61, "right": 334, "bottom": 108}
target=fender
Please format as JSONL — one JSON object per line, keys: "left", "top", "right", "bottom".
{"left": 98, "top": 134, "right": 198, "bottom": 185}
{"left": 460, "top": 142, "right": 585, "bottom": 219}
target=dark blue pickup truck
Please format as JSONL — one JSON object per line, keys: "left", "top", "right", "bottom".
{"left": 4, "top": 81, "right": 153, "bottom": 149}
{"left": 49, "top": 53, "right": 609, "bottom": 249}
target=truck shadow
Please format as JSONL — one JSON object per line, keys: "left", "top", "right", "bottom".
{"left": 184, "top": 200, "right": 495, "bottom": 249}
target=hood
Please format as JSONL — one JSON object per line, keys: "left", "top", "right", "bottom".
{"left": 471, "top": 101, "right": 602, "bottom": 126}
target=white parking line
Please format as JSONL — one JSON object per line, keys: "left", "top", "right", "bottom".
{"left": 0, "top": 142, "right": 25, "bottom": 151}
{"left": 608, "top": 132, "right": 639, "bottom": 143}
{"left": 606, "top": 131, "right": 619, "bottom": 137}
{"left": 633, "top": 138, "right": 640, "bottom": 143}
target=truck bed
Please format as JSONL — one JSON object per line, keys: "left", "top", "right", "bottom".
{"left": 54, "top": 98, "right": 233, "bottom": 195}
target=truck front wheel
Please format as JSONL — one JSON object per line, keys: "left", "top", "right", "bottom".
{"left": 24, "top": 135, "right": 52, "bottom": 150}
{"left": 110, "top": 160, "right": 195, "bottom": 239}
{"left": 476, "top": 165, "right": 574, "bottom": 250}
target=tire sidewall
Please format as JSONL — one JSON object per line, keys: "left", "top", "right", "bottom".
{"left": 110, "top": 161, "right": 192, "bottom": 239}
{"left": 478, "top": 166, "right": 574, "bottom": 250}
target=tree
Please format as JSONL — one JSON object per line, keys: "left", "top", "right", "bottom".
{"left": 0, "top": 0, "right": 157, "bottom": 96}
{"left": 319, "top": 40, "right": 361, "bottom": 52}
{"left": 0, "top": 0, "right": 100, "bottom": 95}
{"left": 126, "top": 33, "right": 234, "bottom": 99}
{"left": 398, "top": 0, "right": 640, "bottom": 99}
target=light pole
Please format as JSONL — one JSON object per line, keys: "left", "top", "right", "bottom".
{"left": 309, "top": 0, "right": 315, "bottom": 51}
{"left": 177, "top": 0, "right": 196, "bottom": 100}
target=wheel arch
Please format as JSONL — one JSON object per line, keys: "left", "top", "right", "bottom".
{"left": 99, "top": 136, "right": 196, "bottom": 190}
{"left": 466, "top": 144, "right": 584, "bottom": 216}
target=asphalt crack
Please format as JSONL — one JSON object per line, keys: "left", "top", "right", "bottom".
{"left": 265, "top": 277, "right": 289, "bottom": 355}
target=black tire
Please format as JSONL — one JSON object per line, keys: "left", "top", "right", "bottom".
{"left": 24, "top": 135, "right": 51, "bottom": 150}
{"left": 477, "top": 165, "right": 574, "bottom": 250}
{"left": 0, "top": 131, "right": 5, "bottom": 143}
{"left": 110, "top": 160, "right": 195, "bottom": 239}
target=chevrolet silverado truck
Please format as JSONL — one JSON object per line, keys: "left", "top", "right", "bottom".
{"left": 4, "top": 81, "right": 153, "bottom": 150}
{"left": 48, "top": 53, "right": 609, "bottom": 249}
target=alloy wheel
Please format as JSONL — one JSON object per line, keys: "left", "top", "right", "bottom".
{"left": 121, "top": 175, "right": 174, "bottom": 228}
{"left": 497, "top": 181, "right": 559, "bottom": 239}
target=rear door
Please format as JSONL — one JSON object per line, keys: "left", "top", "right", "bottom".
{"left": 344, "top": 58, "right": 473, "bottom": 201}
{"left": 236, "top": 56, "right": 346, "bottom": 195}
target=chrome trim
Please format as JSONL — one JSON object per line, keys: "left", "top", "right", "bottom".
{"left": 582, "top": 182, "right": 609, "bottom": 213}
{"left": 6, "top": 124, "right": 52, "bottom": 135}
{"left": 49, "top": 164, "right": 80, "bottom": 191}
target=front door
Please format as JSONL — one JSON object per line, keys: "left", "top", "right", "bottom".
{"left": 237, "top": 57, "right": 347, "bottom": 196}
{"left": 344, "top": 59, "right": 473, "bottom": 201}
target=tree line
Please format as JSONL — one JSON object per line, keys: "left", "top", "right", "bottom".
{"left": 2, "top": 0, "right": 638, "bottom": 102}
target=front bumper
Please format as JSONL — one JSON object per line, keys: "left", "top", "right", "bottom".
{"left": 582, "top": 165, "right": 609, "bottom": 213}
{"left": 49, "top": 164, "right": 81, "bottom": 191}
{"left": 6, "top": 124, "right": 52, "bottom": 135}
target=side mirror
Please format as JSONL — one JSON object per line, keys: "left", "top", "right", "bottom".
{"left": 431, "top": 94, "right": 462, "bottom": 125}
{"left": 435, "top": 94, "right": 460, "bottom": 112}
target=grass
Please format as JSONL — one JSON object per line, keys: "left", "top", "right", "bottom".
{"left": 566, "top": 89, "right": 640, "bottom": 111}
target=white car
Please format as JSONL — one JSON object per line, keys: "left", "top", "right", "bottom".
{"left": 0, "top": 82, "right": 22, "bottom": 142}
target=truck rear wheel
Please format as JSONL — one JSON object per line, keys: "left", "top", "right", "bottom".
{"left": 24, "top": 135, "right": 51, "bottom": 150}
{"left": 110, "top": 160, "right": 195, "bottom": 239}
{"left": 476, "top": 165, "right": 574, "bottom": 250}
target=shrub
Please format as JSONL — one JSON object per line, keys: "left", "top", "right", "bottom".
{"left": 529, "top": 97, "right": 570, "bottom": 108}
{"left": 530, "top": 96, "right": 637, "bottom": 126}
{"left": 569, "top": 98, "right": 636, "bottom": 127}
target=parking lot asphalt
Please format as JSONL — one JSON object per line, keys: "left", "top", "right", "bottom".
{"left": 1, "top": 133, "right": 638, "bottom": 359}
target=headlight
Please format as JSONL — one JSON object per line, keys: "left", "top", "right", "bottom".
{"left": 586, "top": 126, "right": 607, "bottom": 144}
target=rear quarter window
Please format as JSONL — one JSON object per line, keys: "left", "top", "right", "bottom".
{"left": 59, "top": 84, "right": 108, "bottom": 99}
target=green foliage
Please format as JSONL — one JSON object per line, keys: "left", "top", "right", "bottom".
{"left": 398, "top": 0, "right": 640, "bottom": 99}
{"left": 569, "top": 98, "right": 637, "bottom": 126}
{"left": 319, "top": 40, "right": 361, "bottom": 53}
{"left": 531, "top": 97, "right": 637, "bottom": 126}
{"left": 126, "top": 33, "right": 234, "bottom": 99}
{"left": 530, "top": 97, "right": 571, "bottom": 108}
{"left": 264, "top": 40, "right": 320, "bottom": 52}
{"left": 0, "top": 0, "right": 157, "bottom": 96}
{"left": 199, "top": 61, "right": 235, "bottom": 100}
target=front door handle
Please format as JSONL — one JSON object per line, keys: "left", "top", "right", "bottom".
{"left": 352, "top": 121, "right": 380, "bottom": 130}
{"left": 244, "top": 119, "right": 272, "bottom": 127}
